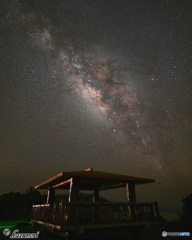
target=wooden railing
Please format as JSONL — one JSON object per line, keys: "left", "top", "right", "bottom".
{"left": 31, "top": 201, "right": 160, "bottom": 227}
{"left": 31, "top": 204, "right": 53, "bottom": 223}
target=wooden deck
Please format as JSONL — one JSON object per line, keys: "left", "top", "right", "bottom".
{"left": 31, "top": 201, "right": 160, "bottom": 232}
{"left": 31, "top": 169, "right": 160, "bottom": 238}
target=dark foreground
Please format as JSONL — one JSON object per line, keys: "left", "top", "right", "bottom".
{"left": 0, "top": 219, "right": 191, "bottom": 240}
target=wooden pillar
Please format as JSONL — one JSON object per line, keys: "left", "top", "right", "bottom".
{"left": 93, "top": 189, "right": 99, "bottom": 222}
{"left": 68, "top": 178, "right": 79, "bottom": 224}
{"left": 93, "top": 189, "right": 99, "bottom": 202}
{"left": 47, "top": 186, "right": 55, "bottom": 207}
{"left": 126, "top": 182, "right": 136, "bottom": 220}
{"left": 68, "top": 177, "right": 80, "bottom": 202}
{"left": 126, "top": 182, "right": 136, "bottom": 202}
{"left": 154, "top": 201, "right": 160, "bottom": 219}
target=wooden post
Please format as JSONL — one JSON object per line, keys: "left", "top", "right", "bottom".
{"left": 150, "top": 204, "right": 155, "bottom": 221}
{"left": 93, "top": 189, "right": 99, "bottom": 202}
{"left": 47, "top": 186, "right": 55, "bottom": 223}
{"left": 47, "top": 186, "right": 55, "bottom": 207}
{"left": 68, "top": 178, "right": 79, "bottom": 223}
{"left": 93, "top": 189, "right": 99, "bottom": 222}
{"left": 126, "top": 182, "right": 136, "bottom": 221}
{"left": 154, "top": 201, "right": 160, "bottom": 220}
{"left": 126, "top": 182, "right": 136, "bottom": 202}
{"left": 69, "top": 177, "right": 80, "bottom": 202}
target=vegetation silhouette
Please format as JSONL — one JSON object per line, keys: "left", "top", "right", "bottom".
{"left": 138, "top": 194, "right": 192, "bottom": 240}
{"left": 0, "top": 188, "right": 46, "bottom": 221}
{"left": 0, "top": 190, "right": 191, "bottom": 239}
{"left": 0, "top": 188, "right": 105, "bottom": 221}
{"left": 179, "top": 194, "right": 192, "bottom": 229}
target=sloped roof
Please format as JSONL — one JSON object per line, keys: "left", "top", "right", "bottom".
{"left": 35, "top": 168, "right": 155, "bottom": 191}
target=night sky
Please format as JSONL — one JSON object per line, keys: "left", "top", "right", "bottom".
{"left": 0, "top": 0, "right": 192, "bottom": 210}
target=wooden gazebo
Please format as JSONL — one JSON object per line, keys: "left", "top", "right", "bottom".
{"left": 31, "top": 168, "right": 160, "bottom": 238}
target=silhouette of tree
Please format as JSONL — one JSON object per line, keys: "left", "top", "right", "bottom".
{"left": 179, "top": 194, "right": 192, "bottom": 228}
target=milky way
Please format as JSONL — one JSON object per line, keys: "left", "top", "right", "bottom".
{"left": 23, "top": 12, "right": 163, "bottom": 170}
{"left": 1, "top": 0, "right": 192, "bottom": 209}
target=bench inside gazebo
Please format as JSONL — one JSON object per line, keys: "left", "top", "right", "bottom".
{"left": 31, "top": 168, "right": 160, "bottom": 238}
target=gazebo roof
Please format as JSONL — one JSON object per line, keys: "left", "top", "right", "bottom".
{"left": 35, "top": 168, "right": 155, "bottom": 191}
